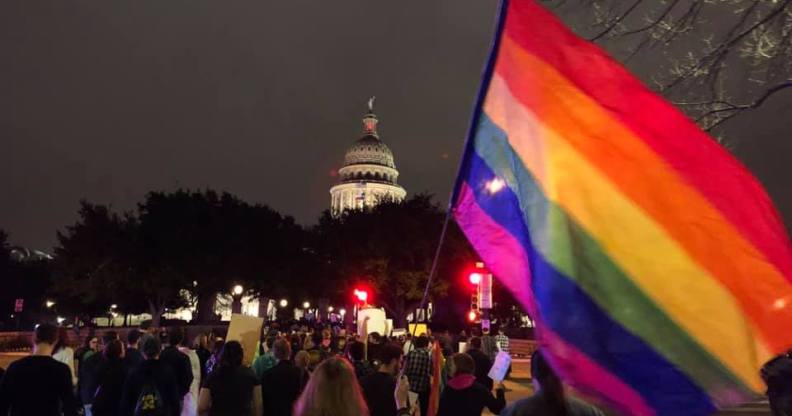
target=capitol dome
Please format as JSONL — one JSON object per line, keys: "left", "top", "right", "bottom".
{"left": 330, "top": 98, "right": 406, "bottom": 217}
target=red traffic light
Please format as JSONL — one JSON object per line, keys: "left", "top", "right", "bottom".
{"left": 467, "top": 310, "right": 478, "bottom": 322}
{"left": 469, "top": 272, "right": 483, "bottom": 285}
{"left": 354, "top": 289, "right": 369, "bottom": 303}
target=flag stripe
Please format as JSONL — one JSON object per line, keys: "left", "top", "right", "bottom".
{"left": 502, "top": 0, "right": 792, "bottom": 287}
{"left": 493, "top": 33, "right": 792, "bottom": 352}
{"left": 483, "top": 72, "right": 766, "bottom": 388}
{"left": 456, "top": 159, "right": 716, "bottom": 415}
{"left": 453, "top": 183, "right": 653, "bottom": 416}
{"left": 471, "top": 112, "right": 757, "bottom": 404}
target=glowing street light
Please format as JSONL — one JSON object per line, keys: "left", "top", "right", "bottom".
{"left": 110, "top": 304, "right": 118, "bottom": 310}
{"left": 279, "top": 299, "right": 288, "bottom": 308}
{"left": 339, "top": 308, "right": 346, "bottom": 316}
{"left": 45, "top": 300, "right": 55, "bottom": 309}
{"left": 327, "top": 306, "right": 334, "bottom": 313}
{"left": 57, "top": 317, "right": 65, "bottom": 324}
{"left": 302, "top": 301, "right": 310, "bottom": 309}
{"left": 232, "top": 285, "right": 244, "bottom": 296}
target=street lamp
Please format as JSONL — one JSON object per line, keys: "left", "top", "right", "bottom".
{"left": 110, "top": 304, "right": 118, "bottom": 310}
{"left": 327, "top": 306, "right": 334, "bottom": 313}
{"left": 302, "top": 301, "right": 310, "bottom": 309}
{"left": 57, "top": 317, "right": 65, "bottom": 325}
{"left": 279, "top": 299, "right": 288, "bottom": 308}
{"left": 232, "top": 285, "right": 244, "bottom": 296}
{"left": 231, "top": 285, "right": 244, "bottom": 314}
{"left": 45, "top": 300, "right": 55, "bottom": 309}
{"left": 339, "top": 308, "right": 346, "bottom": 317}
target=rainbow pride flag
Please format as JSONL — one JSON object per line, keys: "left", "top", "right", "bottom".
{"left": 451, "top": 1, "right": 792, "bottom": 414}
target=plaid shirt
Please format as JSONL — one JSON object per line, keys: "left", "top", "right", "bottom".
{"left": 403, "top": 348, "right": 432, "bottom": 393}
{"left": 495, "top": 334, "right": 509, "bottom": 353}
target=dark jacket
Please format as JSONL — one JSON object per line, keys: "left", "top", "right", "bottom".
{"left": 361, "top": 372, "right": 397, "bottom": 416}
{"left": 120, "top": 359, "right": 181, "bottom": 416}
{"left": 467, "top": 348, "right": 493, "bottom": 391}
{"left": 260, "top": 360, "right": 308, "bottom": 416}
{"left": 79, "top": 352, "right": 106, "bottom": 404}
{"left": 91, "top": 358, "right": 128, "bottom": 416}
{"left": 0, "top": 355, "right": 79, "bottom": 416}
{"left": 123, "top": 347, "right": 144, "bottom": 372}
{"left": 437, "top": 374, "right": 505, "bottom": 416}
{"left": 159, "top": 346, "right": 193, "bottom": 397}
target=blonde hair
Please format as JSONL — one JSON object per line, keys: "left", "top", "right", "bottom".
{"left": 293, "top": 357, "right": 369, "bottom": 416}
{"left": 294, "top": 350, "right": 311, "bottom": 370}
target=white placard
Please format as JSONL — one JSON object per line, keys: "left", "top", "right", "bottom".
{"left": 487, "top": 350, "right": 512, "bottom": 382}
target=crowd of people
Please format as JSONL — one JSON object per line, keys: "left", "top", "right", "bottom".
{"left": 0, "top": 321, "right": 605, "bottom": 416}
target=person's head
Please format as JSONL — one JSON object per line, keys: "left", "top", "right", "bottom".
{"left": 220, "top": 340, "right": 244, "bottom": 368}
{"left": 193, "top": 333, "right": 208, "bottom": 350}
{"left": 368, "top": 332, "right": 381, "bottom": 344}
{"left": 127, "top": 329, "right": 142, "bottom": 347}
{"left": 294, "top": 350, "right": 310, "bottom": 370}
{"left": 88, "top": 336, "right": 100, "bottom": 351}
{"left": 469, "top": 337, "right": 482, "bottom": 350}
{"left": 311, "top": 331, "right": 323, "bottom": 347}
{"left": 168, "top": 327, "right": 185, "bottom": 346}
{"left": 482, "top": 327, "right": 490, "bottom": 335}
{"left": 450, "top": 353, "right": 475, "bottom": 377}
{"left": 141, "top": 334, "right": 162, "bottom": 359}
{"left": 293, "top": 357, "right": 369, "bottom": 416}
{"left": 415, "top": 335, "right": 430, "bottom": 349}
{"left": 104, "top": 339, "right": 124, "bottom": 360}
{"left": 53, "top": 326, "right": 69, "bottom": 352}
{"left": 102, "top": 331, "right": 118, "bottom": 347}
{"left": 379, "top": 344, "right": 403, "bottom": 375}
{"left": 531, "top": 350, "right": 568, "bottom": 415}
{"left": 265, "top": 334, "right": 277, "bottom": 350}
{"left": 498, "top": 327, "right": 505, "bottom": 335}
{"left": 35, "top": 323, "right": 58, "bottom": 346}
{"left": 347, "top": 341, "right": 366, "bottom": 362}
{"left": 272, "top": 338, "right": 291, "bottom": 361}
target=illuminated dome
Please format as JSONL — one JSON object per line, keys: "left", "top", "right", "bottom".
{"left": 330, "top": 98, "right": 406, "bottom": 217}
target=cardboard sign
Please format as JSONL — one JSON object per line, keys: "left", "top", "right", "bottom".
{"left": 407, "top": 323, "right": 428, "bottom": 337}
{"left": 225, "top": 314, "right": 264, "bottom": 366}
{"left": 487, "top": 350, "right": 512, "bottom": 382}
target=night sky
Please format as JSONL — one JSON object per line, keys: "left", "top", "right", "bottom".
{"left": 2, "top": 1, "right": 790, "bottom": 250}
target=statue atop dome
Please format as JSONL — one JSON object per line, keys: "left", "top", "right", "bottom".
{"left": 329, "top": 98, "right": 407, "bottom": 217}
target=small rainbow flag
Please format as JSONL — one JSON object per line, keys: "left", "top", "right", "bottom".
{"left": 451, "top": 1, "right": 792, "bottom": 415}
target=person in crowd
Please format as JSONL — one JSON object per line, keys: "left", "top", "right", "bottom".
{"left": 294, "top": 350, "right": 311, "bottom": 375}
{"left": 197, "top": 341, "right": 263, "bottom": 416}
{"left": 437, "top": 352, "right": 505, "bottom": 416}
{"left": 306, "top": 332, "right": 329, "bottom": 367}
{"left": 466, "top": 337, "right": 494, "bottom": 391}
{"left": 403, "top": 335, "right": 432, "bottom": 416}
{"left": 193, "top": 333, "right": 211, "bottom": 380}
{"left": 366, "top": 332, "right": 383, "bottom": 368}
{"left": 293, "top": 357, "right": 369, "bottom": 416}
{"left": 762, "top": 351, "right": 792, "bottom": 416}
{"left": 160, "top": 327, "right": 194, "bottom": 404}
{"left": 289, "top": 334, "right": 302, "bottom": 361}
{"left": 401, "top": 334, "right": 413, "bottom": 356}
{"left": 52, "top": 326, "right": 77, "bottom": 386}
{"left": 319, "top": 329, "right": 333, "bottom": 355}
{"left": 260, "top": 339, "right": 308, "bottom": 416}
{"left": 178, "top": 332, "right": 202, "bottom": 416}
{"left": 205, "top": 340, "right": 225, "bottom": 376}
{"left": 124, "top": 329, "right": 144, "bottom": 371}
{"left": 91, "top": 339, "right": 127, "bottom": 416}
{"left": 500, "top": 350, "right": 604, "bottom": 416}
{"left": 360, "top": 343, "right": 403, "bottom": 416}
{"left": 251, "top": 334, "right": 277, "bottom": 378}
{"left": 75, "top": 335, "right": 100, "bottom": 381}
{"left": 0, "top": 323, "right": 79, "bottom": 416}
{"left": 120, "top": 334, "right": 181, "bottom": 416}
{"left": 348, "top": 341, "right": 375, "bottom": 380}
{"left": 494, "top": 327, "right": 509, "bottom": 354}
{"left": 457, "top": 330, "right": 469, "bottom": 353}
{"left": 80, "top": 331, "right": 118, "bottom": 416}
{"left": 480, "top": 328, "right": 499, "bottom": 362}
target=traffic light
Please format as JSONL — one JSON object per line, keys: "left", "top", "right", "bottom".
{"left": 467, "top": 310, "right": 478, "bottom": 322}
{"left": 469, "top": 272, "right": 483, "bottom": 285}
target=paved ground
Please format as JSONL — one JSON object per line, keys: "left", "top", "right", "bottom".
{"left": 0, "top": 353, "right": 772, "bottom": 415}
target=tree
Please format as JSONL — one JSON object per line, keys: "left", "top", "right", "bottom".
{"left": 314, "top": 195, "right": 477, "bottom": 327}
{"left": 546, "top": 0, "right": 792, "bottom": 133}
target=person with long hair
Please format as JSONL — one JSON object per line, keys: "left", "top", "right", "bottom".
{"left": 197, "top": 341, "right": 262, "bottom": 416}
{"left": 293, "top": 356, "right": 369, "bottom": 416}
{"left": 437, "top": 353, "right": 505, "bottom": 416}
{"left": 52, "top": 327, "right": 77, "bottom": 386}
{"left": 91, "top": 339, "right": 126, "bottom": 416}
{"left": 500, "top": 350, "right": 603, "bottom": 416}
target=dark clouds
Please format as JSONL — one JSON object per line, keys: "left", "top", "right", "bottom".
{"left": 1, "top": 1, "right": 789, "bottom": 250}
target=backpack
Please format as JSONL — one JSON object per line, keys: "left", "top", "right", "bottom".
{"left": 134, "top": 382, "right": 167, "bottom": 416}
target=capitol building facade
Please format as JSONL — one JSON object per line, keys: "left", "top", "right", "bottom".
{"left": 330, "top": 99, "right": 406, "bottom": 216}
